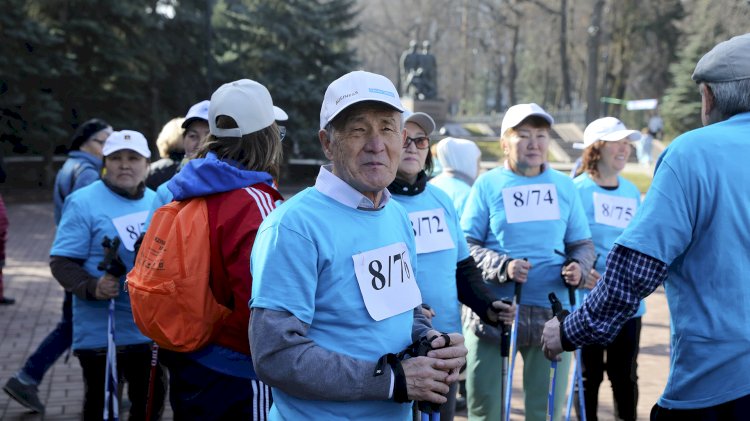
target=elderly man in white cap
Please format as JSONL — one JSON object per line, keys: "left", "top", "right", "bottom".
{"left": 249, "top": 70, "right": 467, "bottom": 420}
{"left": 542, "top": 33, "right": 750, "bottom": 419}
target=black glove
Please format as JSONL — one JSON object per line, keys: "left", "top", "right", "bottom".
{"left": 98, "top": 236, "right": 126, "bottom": 278}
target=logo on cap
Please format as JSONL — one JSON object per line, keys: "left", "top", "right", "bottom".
{"left": 336, "top": 91, "right": 359, "bottom": 105}
{"left": 368, "top": 88, "right": 395, "bottom": 98}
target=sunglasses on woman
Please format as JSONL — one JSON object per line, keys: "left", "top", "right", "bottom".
{"left": 403, "top": 136, "right": 430, "bottom": 149}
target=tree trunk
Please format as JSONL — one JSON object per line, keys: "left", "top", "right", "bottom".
{"left": 559, "top": 0, "right": 572, "bottom": 107}
{"left": 585, "top": 0, "right": 605, "bottom": 123}
{"left": 494, "top": 56, "right": 504, "bottom": 113}
{"left": 508, "top": 25, "right": 520, "bottom": 106}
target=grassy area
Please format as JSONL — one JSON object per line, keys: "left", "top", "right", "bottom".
{"left": 475, "top": 140, "right": 502, "bottom": 161}
{"left": 621, "top": 170, "right": 653, "bottom": 194}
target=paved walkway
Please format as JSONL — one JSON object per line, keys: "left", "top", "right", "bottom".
{"left": 0, "top": 198, "right": 671, "bottom": 420}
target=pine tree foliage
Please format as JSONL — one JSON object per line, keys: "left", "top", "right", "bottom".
{"left": 214, "top": 0, "right": 359, "bottom": 157}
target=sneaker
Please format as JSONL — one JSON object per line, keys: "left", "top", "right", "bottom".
{"left": 3, "top": 376, "right": 45, "bottom": 413}
{"left": 0, "top": 296, "right": 15, "bottom": 305}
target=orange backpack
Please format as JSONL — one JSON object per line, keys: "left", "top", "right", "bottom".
{"left": 127, "top": 198, "right": 231, "bottom": 352}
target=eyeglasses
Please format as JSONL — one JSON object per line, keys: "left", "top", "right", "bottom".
{"left": 278, "top": 126, "right": 286, "bottom": 141}
{"left": 403, "top": 136, "right": 430, "bottom": 149}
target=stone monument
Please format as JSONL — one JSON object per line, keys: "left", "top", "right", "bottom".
{"left": 400, "top": 40, "right": 448, "bottom": 130}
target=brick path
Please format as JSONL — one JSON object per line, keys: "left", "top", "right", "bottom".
{"left": 0, "top": 199, "right": 671, "bottom": 420}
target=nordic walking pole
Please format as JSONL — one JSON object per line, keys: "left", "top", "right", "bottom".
{"left": 563, "top": 253, "right": 598, "bottom": 421}
{"left": 504, "top": 272, "right": 524, "bottom": 421}
{"left": 499, "top": 298, "right": 512, "bottom": 421}
{"left": 145, "top": 343, "right": 159, "bottom": 421}
{"left": 547, "top": 293, "right": 568, "bottom": 421}
{"left": 98, "top": 236, "right": 123, "bottom": 421}
{"left": 98, "top": 236, "right": 125, "bottom": 421}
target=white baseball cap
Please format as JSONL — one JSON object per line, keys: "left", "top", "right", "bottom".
{"left": 500, "top": 103, "right": 554, "bottom": 136}
{"left": 209, "top": 79, "right": 275, "bottom": 138}
{"left": 182, "top": 100, "right": 210, "bottom": 129}
{"left": 404, "top": 111, "right": 435, "bottom": 135}
{"left": 320, "top": 70, "right": 404, "bottom": 130}
{"left": 580, "top": 117, "right": 641, "bottom": 148}
{"left": 273, "top": 105, "right": 288, "bottom": 122}
{"left": 103, "top": 130, "right": 151, "bottom": 158}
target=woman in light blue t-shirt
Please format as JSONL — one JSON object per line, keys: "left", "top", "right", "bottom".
{"left": 573, "top": 117, "right": 644, "bottom": 421}
{"left": 461, "top": 104, "right": 595, "bottom": 421}
{"left": 388, "top": 111, "right": 513, "bottom": 421}
{"left": 49, "top": 130, "right": 165, "bottom": 420}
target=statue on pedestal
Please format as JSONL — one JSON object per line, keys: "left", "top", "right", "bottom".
{"left": 400, "top": 39, "right": 438, "bottom": 100}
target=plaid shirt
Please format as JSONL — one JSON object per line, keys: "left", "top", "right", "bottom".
{"left": 562, "top": 244, "right": 668, "bottom": 349}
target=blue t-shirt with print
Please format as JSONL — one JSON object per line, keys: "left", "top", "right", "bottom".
{"left": 616, "top": 112, "right": 750, "bottom": 409}
{"left": 461, "top": 166, "right": 591, "bottom": 308}
{"left": 392, "top": 184, "right": 471, "bottom": 333}
{"left": 574, "top": 173, "right": 645, "bottom": 317}
{"left": 51, "top": 180, "right": 155, "bottom": 350}
{"left": 250, "top": 187, "right": 418, "bottom": 421}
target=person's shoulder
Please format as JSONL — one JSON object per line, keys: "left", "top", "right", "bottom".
{"left": 425, "top": 184, "right": 457, "bottom": 212}
{"left": 617, "top": 176, "right": 641, "bottom": 197}
{"left": 262, "top": 187, "right": 318, "bottom": 224}
{"left": 572, "top": 172, "right": 589, "bottom": 187}
{"left": 475, "top": 166, "right": 503, "bottom": 185}
{"left": 69, "top": 179, "right": 104, "bottom": 200}
{"left": 143, "top": 187, "right": 157, "bottom": 202}
{"left": 547, "top": 167, "right": 576, "bottom": 188}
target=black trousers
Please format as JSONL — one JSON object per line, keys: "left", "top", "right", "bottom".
{"left": 76, "top": 344, "right": 167, "bottom": 421}
{"left": 651, "top": 393, "right": 750, "bottom": 421}
{"left": 160, "top": 350, "right": 272, "bottom": 421}
{"left": 580, "top": 316, "right": 641, "bottom": 421}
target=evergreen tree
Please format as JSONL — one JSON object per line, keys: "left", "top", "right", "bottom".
{"left": 214, "top": 0, "right": 360, "bottom": 159}
{"left": 660, "top": 0, "right": 727, "bottom": 138}
{"left": 0, "top": 0, "right": 72, "bottom": 184}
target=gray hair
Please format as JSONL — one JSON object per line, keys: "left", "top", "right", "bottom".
{"left": 707, "top": 78, "right": 750, "bottom": 119}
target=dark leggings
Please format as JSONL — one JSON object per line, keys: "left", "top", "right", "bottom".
{"left": 76, "top": 344, "right": 166, "bottom": 421}
{"left": 580, "top": 316, "right": 641, "bottom": 421}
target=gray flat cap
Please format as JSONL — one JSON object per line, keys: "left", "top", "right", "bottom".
{"left": 692, "top": 33, "right": 750, "bottom": 83}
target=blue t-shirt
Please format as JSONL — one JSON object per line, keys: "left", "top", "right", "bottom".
{"left": 51, "top": 180, "right": 155, "bottom": 350}
{"left": 573, "top": 173, "right": 645, "bottom": 317}
{"left": 429, "top": 175, "right": 472, "bottom": 217}
{"left": 616, "top": 112, "right": 750, "bottom": 409}
{"left": 392, "top": 184, "right": 471, "bottom": 333}
{"left": 461, "top": 166, "right": 591, "bottom": 308}
{"left": 250, "top": 187, "right": 418, "bottom": 421}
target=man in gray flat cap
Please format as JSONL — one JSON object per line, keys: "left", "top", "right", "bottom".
{"left": 541, "top": 33, "right": 750, "bottom": 420}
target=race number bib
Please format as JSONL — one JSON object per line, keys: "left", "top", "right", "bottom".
{"left": 352, "top": 242, "right": 422, "bottom": 321}
{"left": 408, "top": 208, "right": 455, "bottom": 254}
{"left": 502, "top": 183, "right": 560, "bottom": 223}
{"left": 111, "top": 210, "right": 149, "bottom": 252}
{"left": 593, "top": 192, "right": 637, "bottom": 229}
